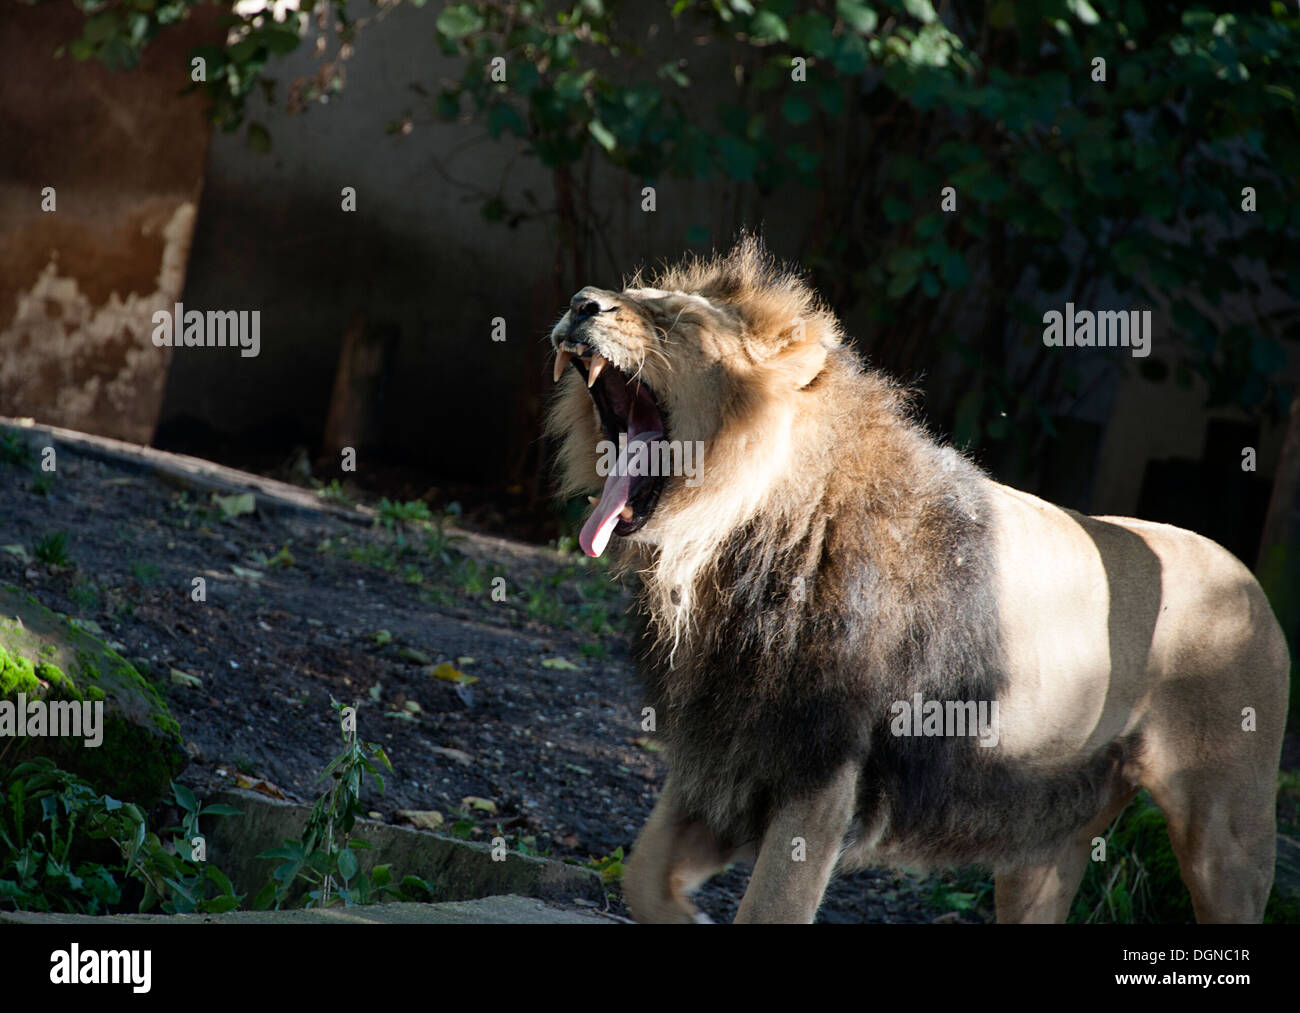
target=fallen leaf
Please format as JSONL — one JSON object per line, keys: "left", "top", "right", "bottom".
{"left": 230, "top": 565, "right": 264, "bottom": 580}
{"left": 211, "top": 492, "right": 256, "bottom": 519}
{"left": 461, "top": 796, "right": 497, "bottom": 815}
{"left": 397, "top": 809, "right": 445, "bottom": 831}
{"left": 170, "top": 668, "right": 202, "bottom": 688}
{"left": 371, "top": 629, "right": 393, "bottom": 645}
{"left": 397, "top": 647, "right": 431, "bottom": 665}
{"left": 234, "top": 774, "right": 286, "bottom": 799}
{"left": 541, "top": 657, "right": 579, "bottom": 670}
{"left": 430, "top": 746, "right": 473, "bottom": 767}
{"left": 634, "top": 737, "right": 664, "bottom": 753}
{"left": 455, "top": 656, "right": 476, "bottom": 666}
{"left": 1, "top": 544, "right": 31, "bottom": 562}
{"left": 427, "top": 662, "right": 479, "bottom": 685}
{"left": 403, "top": 699, "right": 422, "bottom": 713}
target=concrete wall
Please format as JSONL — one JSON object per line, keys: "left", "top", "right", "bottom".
{"left": 0, "top": 1, "right": 222, "bottom": 444}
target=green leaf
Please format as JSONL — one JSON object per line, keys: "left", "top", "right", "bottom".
{"left": 1068, "top": 0, "right": 1100, "bottom": 26}
{"left": 750, "top": 11, "right": 788, "bottom": 42}
{"left": 781, "top": 93, "right": 813, "bottom": 125}
{"left": 436, "top": 4, "right": 485, "bottom": 39}
{"left": 789, "top": 13, "right": 834, "bottom": 57}
{"left": 716, "top": 135, "right": 758, "bottom": 181}
{"left": 588, "top": 119, "right": 617, "bottom": 152}
{"left": 837, "top": 0, "right": 878, "bottom": 34}
{"left": 336, "top": 847, "right": 359, "bottom": 882}
{"left": 199, "top": 804, "right": 243, "bottom": 817}
{"left": 172, "top": 784, "right": 198, "bottom": 814}
{"left": 902, "top": 0, "right": 937, "bottom": 23}
{"left": 488, "top": 103, "right": 526, "bottom": 139}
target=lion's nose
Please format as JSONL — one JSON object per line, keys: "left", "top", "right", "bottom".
{"left": 570, "top": 288, "right": 616, "bottom": 319}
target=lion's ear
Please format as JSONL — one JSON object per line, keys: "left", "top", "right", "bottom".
{"left": 768, "top": 335, "right": 827, "bottom": 389}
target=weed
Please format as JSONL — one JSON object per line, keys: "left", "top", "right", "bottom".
{"left": 130, "top": 561, "right": 162, "bottom": 587}
{"left": 68, "top": 580, "right": 101, "bottom": 613}
{"left": 0, "top": 432, "right": 31, "bottom": 469}
{"left": 33, "top": 531, "right": 71, "bottom": 567}
{"left": 253, "top": 698, "right": 435, "bottom": 909}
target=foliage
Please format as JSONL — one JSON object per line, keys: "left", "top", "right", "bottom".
{"left": 587, "top": 845, "right": 625, "bottom": 884}
{"left": 33, "top": 531, "right": 71, "bottom": 568}
{"left": 0, "top": 432, "right": 32, "bottom": 470}
{"left": 376, "top": 497, "right": 435, "bottom": 529}
{"left": 0, "top": 760, "right": 241, "bottom": 915}
{"left": 253, "top": 697, "right": 436, "bottom": 908}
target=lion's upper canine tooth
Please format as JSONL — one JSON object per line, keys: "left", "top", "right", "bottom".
{"left": 586, "top": 353, "right": 607, "bottom": 388}
{"left": 587, "top": 495, "right": 600, "bottom": 505}
{"left": 553, "top": 349, "right": 572, "bottom": 382}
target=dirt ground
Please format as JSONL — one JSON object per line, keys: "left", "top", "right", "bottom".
{"left": 0, "top": 445, "right": 951, "bottom": 923}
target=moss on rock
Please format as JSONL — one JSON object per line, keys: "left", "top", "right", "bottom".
{"left": 0, "top": 585, "right": 185, "bottom": 803}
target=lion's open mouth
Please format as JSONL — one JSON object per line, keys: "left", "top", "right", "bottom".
{"left": 554, "top": 341, "right": 668, "bottom": 557}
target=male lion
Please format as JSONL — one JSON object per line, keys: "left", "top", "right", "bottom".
{"left": 544, "top": 237, "right": 1290, "bottom": 924}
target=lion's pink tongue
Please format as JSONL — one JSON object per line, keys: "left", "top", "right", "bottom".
{"left": 580, "top": 428, "right": 663, "bottom": 558}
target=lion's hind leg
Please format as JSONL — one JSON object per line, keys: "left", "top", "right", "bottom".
{"left": 623, "top": 777, "right": 743, "bottom": 924}
{"left": 1142, "top": 769, "right": 1277, "bottom": 923}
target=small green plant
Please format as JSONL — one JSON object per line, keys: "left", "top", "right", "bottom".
{"left": 377, "top": 498, "right": 434, "bottom": 530}
{"left": 33, "top": 531, "right": 71, "bottom": 567}
{"left": 130, "top": 561, "right": 161, "bottom": 587}
{"left": 28, "top": 474, "right": 53, "bottom": 496}
{"left": 258, "top": 545, "right": 295, "bottom": 569}
{"left": 923, "top": 866, "right": 994, "bottom": 921}
{"left": 67, "top": 579, "right": 101, "bottom": 613}
{"left": 0, "top": 432, "right": 31, "bottom": 469}
{"left": 254, "top": 699, "right": 435, "bottom": 909}
{"left": 587, "top": 846, "right": 625, "bottom": 885}
{"left": 315, "top": 478, "right": 355, "bottom": 506}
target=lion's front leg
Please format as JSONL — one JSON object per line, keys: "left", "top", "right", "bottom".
{"left": 734, "top": 764, "right": 858, "bottom": 924}
{"left": 624, "top": 776, "right": 741, "bottom": 923}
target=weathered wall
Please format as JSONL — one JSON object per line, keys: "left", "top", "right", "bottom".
{"left": 0, "top": 1, "right": 222, "bottom": 445}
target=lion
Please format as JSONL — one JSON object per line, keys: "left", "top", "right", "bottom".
{"left": 543, "top": 237, "right": 1291, "bottom": 924}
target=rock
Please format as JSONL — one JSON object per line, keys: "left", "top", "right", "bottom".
{"left": 0, "top": 585, "right": 185, "bottom": 803}
{"left": 204, "top": 788, "right": 605, "bottom": 908}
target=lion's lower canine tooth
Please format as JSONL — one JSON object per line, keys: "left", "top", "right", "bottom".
{"left": 619, "top": 505, "right": 634, "bottom": 520}
{"left": 553, "top": 349, "right": 572, "bottom": 382}
{"left": 587, "top": 353, "right": 607, "bottom": 387}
